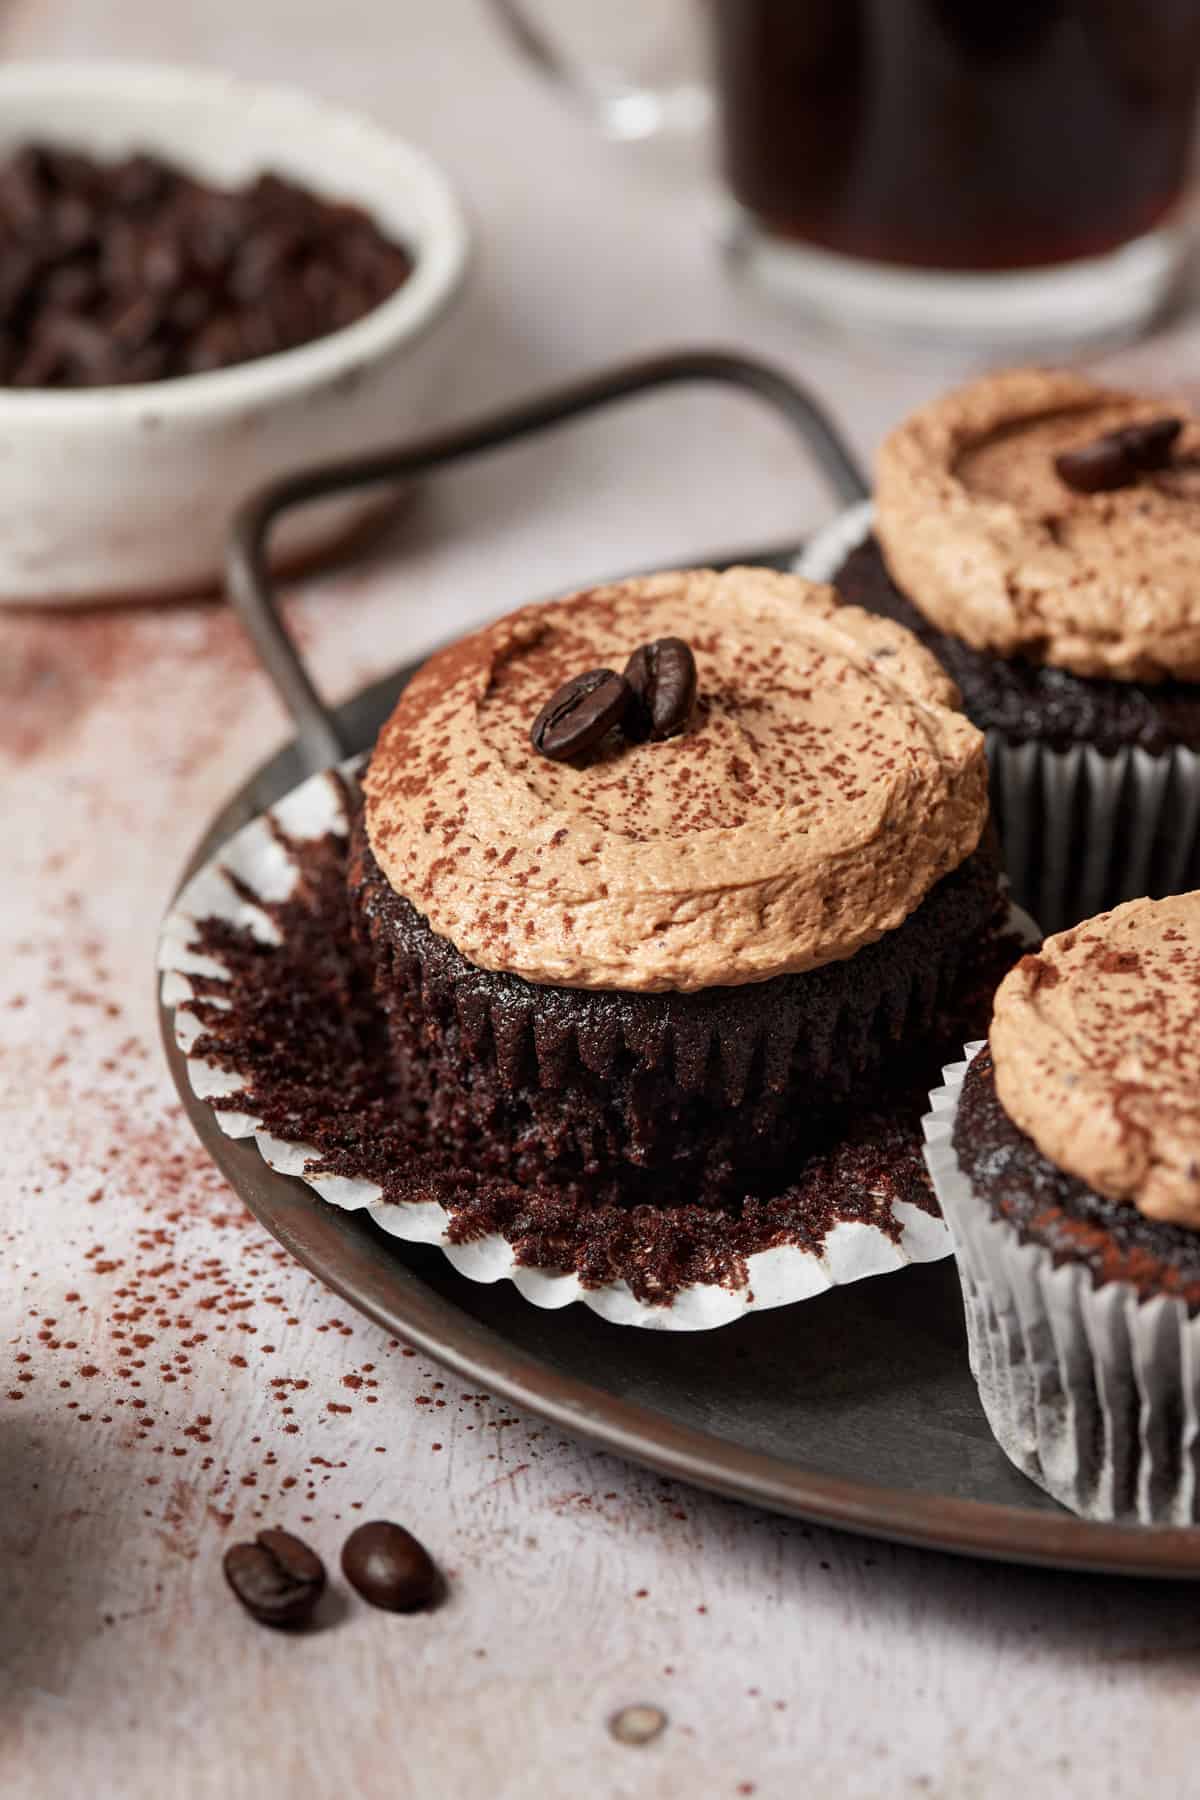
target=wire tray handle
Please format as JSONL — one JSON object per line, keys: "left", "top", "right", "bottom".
{"left": 226, "top": 348, "right": 868, "bottom": 774}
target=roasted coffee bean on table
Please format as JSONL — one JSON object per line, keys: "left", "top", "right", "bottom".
{"left": 623, "top": 636, "right": 698, "bottom": 741}
{"left": 1055, "top": 415, "right": 1182, "bottom": 494}
{"left": 530, "top": 668, "right": 632, "bottom": 762}
{"left": 0, "top": 143, "right": 414, "bottom": 387}
{"left": 341, "top": 1519, "right": 440, "bottom": 1612}
{"left": 223, "top": 1526, "right": 327, "bottom": 1628}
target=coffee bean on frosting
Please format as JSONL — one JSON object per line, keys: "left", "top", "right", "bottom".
{"left": 623, "top": 637, "right": 698, "bottom": 741}
{"left": 1111, "top": 416, "right": 1182, "bottom": 471}
{"left": 1055, "top": 437, "right": 1137, "bottom": 493}
{"left": 223, "top": 1527, "right": 326, "bottom": 1628}
{"left": 1055, "top": 416, "right": 1183, "bottom": 493}
{"left": 530, "top": 668, "right": 631, "bottom": 761}
{"left": 341, "top": 1520, "right": 439, "bottom": 1612}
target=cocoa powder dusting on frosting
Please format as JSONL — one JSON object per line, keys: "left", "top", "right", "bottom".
{"left": 364, "top": 567, "right": 986, "bottom": 992}
{"left": 876, "top": 367, "right": 1200, "bottom": 682}
{"left": 991, "top": 892, "right": 1200, "bottom": 1227}
{"left": 181, "top": 811, "right": 1022, "bottom": 1304}
{"left": 832, "top": 531, "right": 1200, "bottom": 754}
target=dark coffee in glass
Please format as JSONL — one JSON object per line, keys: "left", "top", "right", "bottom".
{"left": 711, "top": 0, "right": 1200, "bottom": 276}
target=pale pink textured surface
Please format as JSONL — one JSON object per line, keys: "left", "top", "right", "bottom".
{"left": 6, "top": 4, "right": 1200, "bottom": 1797}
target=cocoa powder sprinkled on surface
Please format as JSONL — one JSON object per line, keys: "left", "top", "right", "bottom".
{"left": 2, "top": 838, "right": 473, "bottom": 1538}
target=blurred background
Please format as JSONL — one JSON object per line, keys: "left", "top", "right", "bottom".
{"left": 4, "top": 0, "right": 1200, "bottom": 640}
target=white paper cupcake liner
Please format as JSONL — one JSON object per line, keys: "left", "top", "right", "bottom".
{"left": 798, "top": 505, "right": 1200, "bottom": 936}
{"left": 924, "top": 1044, "right": 1200, "bottom": 1524}
{"left": 158, "top": 762, "right": 965, "bottom": 1334}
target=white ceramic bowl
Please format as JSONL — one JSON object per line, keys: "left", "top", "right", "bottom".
{"left": 0, "top": 61, "right": 470, "bottom": 603}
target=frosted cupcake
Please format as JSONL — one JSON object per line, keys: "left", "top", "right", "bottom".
{"left": 832, "top": 368, "right": 1200, "bottom": 933}
{"left": 925, "top": 892, "right": 1200, "bottom": 1523}
{"left": 353, "top": 566, "right": 996, "bottom": 1211}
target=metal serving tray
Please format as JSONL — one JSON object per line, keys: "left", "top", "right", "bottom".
{"left": 160, "top": 352, "right": 1200, "bottom": 1578}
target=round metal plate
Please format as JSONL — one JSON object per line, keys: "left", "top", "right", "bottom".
{"left": 160, "top": 659, "right": 1200, "bottom": 1579}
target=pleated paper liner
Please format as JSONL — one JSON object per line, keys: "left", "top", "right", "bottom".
{"left": 348, "top": 805, "right": 1002, "bottom": 1195}
{"left": 158, "top": 762, "right": 1026, "bottom": 1333}
{"left": 924, "top": 1045, "right": 1200, "bottom": 1524}
{"left": 797, "top": 503, "right": 1200, "bottom": 936}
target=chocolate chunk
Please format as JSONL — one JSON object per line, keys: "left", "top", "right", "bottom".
{"left": 42, "top": 262, "right": 100, "bottom": 314}
{"left": 531, "top": 669, "right": 631, "bottom": 761}
{"left": 223, "top": 1527, "right": 326, "bottom": 1628}
{"left": 340, "top": 1520, "right": 439, "bottom": 1612}
{"left": 109, "top": 153, "right": 173, "bottom": 214}
{"left": 185, "top": 314, "right": 243, "bottom": 375}
{"left": 1056, "top": 415, "right": 1183, "bottom": 492}
{"left": 623, "top": 637, "right": 698, "bottom": 741}
{"left": 0, "top": 141, "right": 414, "bottom": 388}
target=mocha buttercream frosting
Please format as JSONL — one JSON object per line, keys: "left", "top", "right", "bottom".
{"left": 363, "top": 567, "right": 988, "bottom": 992}
{"left": 991, "top": 893, "right": 1200, "bottom": 1228}
{"left": 876, "top": 367, "right": 1200, "bottom": 682}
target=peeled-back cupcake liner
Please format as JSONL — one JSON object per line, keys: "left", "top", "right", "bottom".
{"left": 158, "top": 761, "right": 974, "bottom": 1334}
{"left": 797, "top": 504, "right": 1200, "bottom": 937}
{"left": 923, "top": 1044, "right": 1200, "bottom": 1525}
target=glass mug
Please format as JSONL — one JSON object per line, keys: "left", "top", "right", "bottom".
{"left": 487, "top": 0, "right": 1200, "bottom": 348}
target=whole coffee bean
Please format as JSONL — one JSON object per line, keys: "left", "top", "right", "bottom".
{"left": 223, "top": 1526, "right": 326, "bottom": 1628}
{"left": 623, "top": 637, "right": 698, "bottom": 741}
{"left": 1055, "top": 415, "right": 1183, "bottom": 493}
{"left": 609, "top": 1705, "right": 668, "bottom": 1746}
{"left": 530, "top": 668, "right": 631, "bottom": 762}
{"left": 1054, "top": 435, "right": 1136, "bottom": 493}
{"left": 1111, "top": 415, "right": 1182, "bottom": 471}
{"left": 341, "top": 1520, "right": 439, "bottom": 1613}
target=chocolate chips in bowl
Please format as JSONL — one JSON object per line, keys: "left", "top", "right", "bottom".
{"left": 0, "top": 61, "right": 468, "bottom": 602}
{"left": 0, "top": 144, "right": 415, "bottom": 388}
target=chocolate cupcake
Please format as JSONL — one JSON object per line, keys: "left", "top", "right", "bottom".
{"left": 924, "top": 893, "right": 1200, "bottom": 1524}
{"left": 815, "top": 369, "right": 1200, "bottom": 933}
{"left": 355, "top": 566, "right": 996, "bottom": 1208}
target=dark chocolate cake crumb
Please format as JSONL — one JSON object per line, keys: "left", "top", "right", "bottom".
{"left": 954, "top": 1048, "right": 1200, "bottom": 1311}
{"left": 179, "top": 783, "right": 1025, "bottom": 1307}
{"left": 833, "top": 534, "right": 1200, "bottom": 754}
